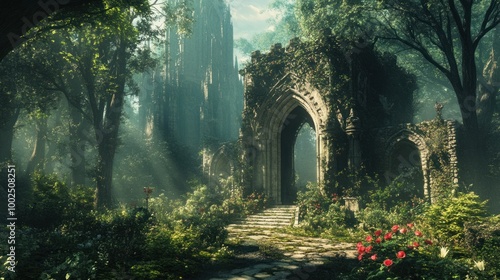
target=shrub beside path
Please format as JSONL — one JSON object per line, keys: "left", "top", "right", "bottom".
{"left": 197, "top": 206, "right": 358, "bottom": 280}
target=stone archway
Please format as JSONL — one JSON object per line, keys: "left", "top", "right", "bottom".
{"left": 384, "top": 129, "right": 430, "bottom": 199}
{"left": 247, "top": 75, "right": 330, "bottom": 204}
{"left": 207, "top": 145, "right": 235, "bottom": 187}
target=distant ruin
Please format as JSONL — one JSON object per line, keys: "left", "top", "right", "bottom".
{"left": 139, "top": 0, "right": 243, "bottom": 154}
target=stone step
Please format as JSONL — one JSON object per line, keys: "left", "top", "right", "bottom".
{"left": 235, "top": 220, "right": 291, "bottom": 226}
{"left": 239, "top": 216, "right": 293, "bottom": 222}
{"left": 227, "top": 205, "right": 298, "bottom": 230}
{"left": 227, "top": 223, "right": 289, "bottom": 230}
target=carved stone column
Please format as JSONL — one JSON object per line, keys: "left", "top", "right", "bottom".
{"left": 346, "top": 108, "right": 362, "bottom": 171}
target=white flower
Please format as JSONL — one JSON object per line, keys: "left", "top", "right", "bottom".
{"left": 439, "top": 247, "right": 449, "bottom": 258}
{"left": 474, "top": 260, "right": 486, "bottom": 271}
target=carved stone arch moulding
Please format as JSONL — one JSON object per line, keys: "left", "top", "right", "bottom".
{"left": 247, "top": 73, "right": 331, "bottom": 204}
{"left": 207, "top": 145, "right": 236, "bottom": 187}
{"left": 384, "top": 128, "right": 431, "bottom": 199}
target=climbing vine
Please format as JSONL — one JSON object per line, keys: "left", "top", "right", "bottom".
{"left": 239, "top": 30, "right": 418, "bottom": 197}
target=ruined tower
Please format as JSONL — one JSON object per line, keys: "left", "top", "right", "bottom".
{"left": 163, "top": 0, "right": 243, "bottom": 153}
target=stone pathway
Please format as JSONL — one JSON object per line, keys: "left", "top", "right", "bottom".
{"left": 200, "top": 227, "right": 358, "bottom": 280}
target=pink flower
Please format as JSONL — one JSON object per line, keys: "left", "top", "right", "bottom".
{"left": 407, "top": 223, "right": 414, "bottom": 228}
{"left": 396, "top": 251, "right": 406, "bottom": 259}
{"left": 399, "top": 227, "right": 408, "bottom": 234}
{"left": 374, "top": 229, "right": 382, "bottom": 237}
{"left": 366, "top": 235, "right": 373, "bottom": 242}
{"left": 383, "top": 259, "right": 394, "bottom": 267}
{"left": 425, "top": 239, "right": 433, "bottom": 245}
{"left": 384, "top": 232, "right": 393, "bottom": 240}
{"left": 415, "top": 230, "right": 423, "bottom": 237}
{"left": 391, "top": 225, "right": 399, "bottom": 232}
{"left": 370, "top": 254, "right": 377, "bottom": 261}
{"left": 375, "top": 237, "right": 382, "bottom": 244}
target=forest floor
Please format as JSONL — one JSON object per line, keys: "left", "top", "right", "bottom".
{"left": 196, "top": 227, "right": 358, "bottom": 280}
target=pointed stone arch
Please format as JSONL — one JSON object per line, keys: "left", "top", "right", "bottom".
{"left": 384, "top": 129, "right": 430, "bottom": 199}
{"left": 246, "top": 74, "right": 331, "bottom": 204}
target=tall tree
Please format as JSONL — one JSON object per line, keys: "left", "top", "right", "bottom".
{"left": 59, "top": 4, "right": 154, "bottom": 208}
{"left": 375, "top": 0, "right": 499, "bottom": 129}
{"left": 373, "top": 0, "right": 500, "bottom": 181}
{"left": 18, "top": 0, "right": 155, "bottom": 208}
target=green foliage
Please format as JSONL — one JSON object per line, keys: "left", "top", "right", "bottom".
{"left": 420, "top": 192, "right": 489, "bottom": 246}
{"left": 358, "top": 173, "right": 427, "bottom": 231}
{"left": 351, "top": 224, "right": 471, "bottom": 280}
{"left": 296, "top": 0, "right": 369, "bottom": 41}
{"left": 5, "top": 174, "right": 243, "bottom": 279}
{"left": 296, "top": 183, "right": 356, "bottom": 236}
{"left": 25, "top": 172, "right": 70, "bottom": 229}
{"left": 463, "top": 215, "right": 500, "bottom": 278}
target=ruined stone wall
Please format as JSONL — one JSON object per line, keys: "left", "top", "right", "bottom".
{"left": 369, "top": 119, "right": 459, "bottom": 202}
{"left": 228, "top": 34, "right": 460, "bottom": 204}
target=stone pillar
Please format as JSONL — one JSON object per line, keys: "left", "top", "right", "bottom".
{"left": 447, "top": 121, "right": 459, "bottom": 189}
{"left": 346, "top": 108, "right": 362, "bottom": 171}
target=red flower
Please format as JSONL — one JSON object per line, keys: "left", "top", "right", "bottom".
{"left": 383, "top": 259, "right": 394, "bottom": 267}
{"left": 366, "top": 235, "right": 373, "bottom": 242}
{"left": 407, "top": 245, "right": 414, "bottom": 250}
{"left": 375, "top": 237, "right": 382, "bottom": 244}
{"left": 374, "top": 229, "right": 382, "bottom": 237}
{"left": 415, "top": 230, "right": 423, "bottom": 237}
{"left": 370, "top": 254, "right": 377, "bottom": 261}
{"left": 399, "top": 227, "right": 408, "bottom": 234}
{"left": 413, "top": 241, "right": 420, "bottom": 248}
{"left": 391, "top": 225, "right": 399, "bottom": 232}
{"left": 384, "top": 232, "right": 393, "bottom": 240}
{"left": 357, "top": 245, "right": 366, "bottom": 254}
{"left": 357, "top": 253, "right": 364, "bottom": 261}
{"left": 365, "top": 245, "right": 373, "bottom": 253}
{"left": 357, "top": 242, "right": 363, "bottom": 249}
{"left": 396, "top": 251, "right": 406, "bottom": 259}
{"left": 425, "top": 239, "right": 433, "bottom": 245}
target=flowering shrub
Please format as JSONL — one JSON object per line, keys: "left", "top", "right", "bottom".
{"left": 353, "top": 223, "right": 470, "bottom": 279}
{"left": 295, "top": 183, "right": 356, "bottom": 236}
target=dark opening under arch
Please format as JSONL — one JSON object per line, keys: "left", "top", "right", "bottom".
{"left": 389, "top": 140, "right": 424, "bottom": 201}
{"left": 280, "top": 106, "right": 316, "bottom": 204}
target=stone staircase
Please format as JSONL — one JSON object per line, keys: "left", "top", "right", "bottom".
{"left": 227, "top": 205, "right": 298, "bottom": 230}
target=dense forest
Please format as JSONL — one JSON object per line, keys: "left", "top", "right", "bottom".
{"left": 1, "top": 0, "right": 500, "bottom": 279}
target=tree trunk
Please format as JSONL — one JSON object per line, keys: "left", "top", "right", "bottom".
{"left": 69, "top": 104, "right": 87, "bottom": 186}
{"left": 0, "top": 108, "right": 20, "bottom": 165}
{"left": 26, "top": 117, "right": 48, "bottom": 175}
{"left": 477, "top": 27, "right": 500, "bottom": 131}
{"left": 95, "top": 137, "right": 116, "bottom": 208}
{"left": 45, "top": 105, "right": 62, "bottom": 173}
{"left": 94, "top": 42, "right": 127, "bottom": 209}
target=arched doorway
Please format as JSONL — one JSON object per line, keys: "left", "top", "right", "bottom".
{"left": 280, "top": 106, "right": 317, "bottom": 204}
{"left": 389, "top": 139, "right": 425, "bottom": 200}
{"left": 240, "top": 76, "right": 331, "bottom": 205}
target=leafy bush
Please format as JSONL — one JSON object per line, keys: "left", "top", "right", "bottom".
{"left": 351, "top": 224, "right": 472, "bottom": 279}
{"left": 420, "top": 192, "right": 488, "bottom": 246}
{"left": 463, "top": 215, "right": 500, "bottom": 278}
{"left": 25, "top": 172, "right": 71, "bottom": 229}
{"left": 296, "top": 183, "right": 356, "bottom": 236}
{"left": 5, "top": 174, "right": 237, "bottom": 279}
{"left": 357, "top": 174, "right": 427, "bottom": 231}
